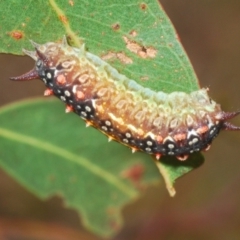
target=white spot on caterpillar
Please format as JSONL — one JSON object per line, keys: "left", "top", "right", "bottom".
{"left": 65, "top": 90, "right": 71, "bottom": 97}
{"left": 81, "top": 111, "right": 87, "bottom": 117}
{"left": 105, "top": 120, "right": 111, "bottom": 126}
{"left": 125, "top": 132, "right": 131, "bottom": 138}
{"left": 210, "top": 128, "right": 216, "bottom": 135}
{"left": 168, "top": 144, "right": 174, "bottom": 149}
{"left": 192, "top": 138, "right": 199, "bottom": 144}
{"left": 36, "top": 60, "right": 42, "bottom": 67}
{"left": 85, "top": 106, "right": 91, "bottom": 112}
{"left": 145, "top": 147, "right": 152, "bottom": 152}
{"left": 101, "top": 126, "right": 108, "bottom": 131}
{"left": 46, "top": 72, "right": 52, "bottom": 79}
{"left": 147, "top": 141, "right": 153, "bottom": 146}
{"left": 60, "top": 96, "right": 66, "bottom": 101}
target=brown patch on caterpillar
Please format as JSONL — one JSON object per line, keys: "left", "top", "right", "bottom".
{"left": 140, "top": 3, "right": 147, "bottom": 10}
{"left": 123, "top": 36, "right": 157, "bottom": 59}
{"left": 102, "top": 51, "right": 133, "bottom": 64}
{"left": 9, "top": 30, "right": 24, "bottom": 40}
{"left": 75, "top": 90, "right": 85, "bottom": 100}
{"left": 9, "top": 37, "right": 240, "bottom": 162}
{"left": 111, "top": 23, "right": 120, "bottom": 31}
{"left": 56, "top": 74, "right": 67, "bottom": 85}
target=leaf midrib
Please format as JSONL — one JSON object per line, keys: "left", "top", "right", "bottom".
{"left": 0, "top": 127, "right": 137, "bottom": 198}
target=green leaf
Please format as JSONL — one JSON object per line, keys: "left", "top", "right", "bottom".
{"left": 154, "top": 154, "right": 204, "bottom": 196}
{"left": 0, "top": 0, "right": 203, "bottom": 237}
{"left": 0, "top": 0, "right": 199, "bottom": 93}
{"left": 0, "top": 99, "right": 161, "bottom": 236}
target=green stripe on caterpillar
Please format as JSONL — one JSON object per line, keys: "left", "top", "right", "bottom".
{"left": 10, "top": 37, "right": 240, "bottom": 161}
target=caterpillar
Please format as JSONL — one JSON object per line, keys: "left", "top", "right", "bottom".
{"left": 10, "top": 36, "right": 240, "bottom": 161}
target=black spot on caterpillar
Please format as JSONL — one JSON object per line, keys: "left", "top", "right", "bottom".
{"left": 10, "top": 37, "right": 240, "bottom": 161}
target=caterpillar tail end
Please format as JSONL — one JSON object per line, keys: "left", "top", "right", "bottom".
{"left": 222, "top": 122, "right": 240, "bottom": 131}
{"left": 220, "top": 111, "right": 240, "bottom": 131}
{"left": 10, "top": 68, "right": 39, "bottom": 81}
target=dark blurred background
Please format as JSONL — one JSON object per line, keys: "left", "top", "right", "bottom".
{"left": 1, "top": 1, "right": 240, "bottom": 239}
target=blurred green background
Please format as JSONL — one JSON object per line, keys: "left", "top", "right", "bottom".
{"left": 1, "top": 1, "right": 240, "bottom": 239}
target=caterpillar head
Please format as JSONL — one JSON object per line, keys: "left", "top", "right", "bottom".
{"left": 10, "top": 36, "right": 82, "bottom": 86}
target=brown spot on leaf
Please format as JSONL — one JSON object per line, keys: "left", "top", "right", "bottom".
{"left": 116, "top": 52, "right": 133, "bottom": 64}
{"left": 140, "top": 3, "right": 147, "bottom": 10}
{"left": 69, "top": 0, "right": 74, "bottom": 6}
{"left": 102, "top": 51, "right": 133, "bottom": 64}
{"left": 59, "top": 15, "right": 68, "bottom": 24}
{"left": 10, "top": 30, "right": 24, "bottom": 40}
{"left": 129, "top": 30, "right": 137, "bottom": 37}
{"left": 102, "top": 52, "right": 115, "bottom": 60}
{"left": 140, "top": 76, "right": 149, "bottom": 81}
{"left": 109, "top": 220, "right": 120, "bottom": 231}
{"left": 48, "top": 174, "right": 56, "bottom": 182}
{"left": 123, "top": 36, "right": 157, "bottom": 59}
{"left": 112, "top": 23, "right": 120, "bottom": 31}
{"left": 121, "top": 163, "right": 145, "bottom": 187}
{"left": 176, "top": 33, "right": 181, "bottom": 42}
{"left": 107, "top": 206, "right": 117, "bottom": 216}
{"left": 69, "top": 176, "right": 77, "bottom": 183}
